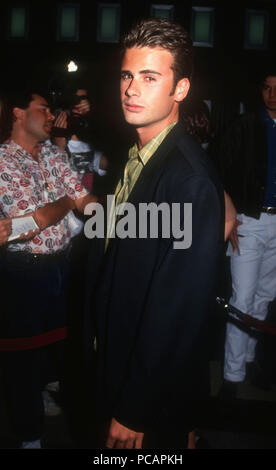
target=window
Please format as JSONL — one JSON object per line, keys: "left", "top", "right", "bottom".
{"left": 97, "top": 4, "right": 120, "bottom": 43}
{"left": 8, "top": 7, "right": 29, "bottom": 39}
{"left": 151, "top": 4, "right": 174, "bottom": 20}
{"left": 57, "top": 3, "right": 80, "bottom": 41}
{"left": 244, "top": 9, "right": 269, "bottom": 50}
{"left": 191, "top": 6, "right": 214, "bottom": 47}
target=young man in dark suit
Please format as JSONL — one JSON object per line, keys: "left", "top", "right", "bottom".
{"left": 85, "top": 18, "right": 224, "bottom": 449}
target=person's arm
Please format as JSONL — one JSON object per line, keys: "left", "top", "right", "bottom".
{"left": 31, "top": 193, "right": 101, "bottom": 230}
{"left": 73, "top": 193, "right": 102, "bottom": 214}
{"left": 0, "top": 218, "right": 12, "bottom": 246}
{"left": 224, "top": 191, "right": 243, "bottom": 252}
{"left": 32, "top": 195, "right": 75, "bottom": 231}
{"left": 11, "top": 196, "right": 75, "bottom": 240}
{"left": 224, "top": 191, "right": 237, "bottom": 241}
{"left": 15, "top": 194, "right": 101, "bottom": 241}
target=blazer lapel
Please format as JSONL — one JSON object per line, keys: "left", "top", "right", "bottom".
{"left": 127, "top": 122, "right": 184, "bottom": 205}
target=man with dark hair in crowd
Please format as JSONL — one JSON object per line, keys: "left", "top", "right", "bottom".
{"left": 213, "top": 68, "right": 276, "bottom": 396}
{"left": 85, "top": 18, "right": 224, "bottom": 449}
{"left": 0, "top": 89, "right": 98, "bottom": 449}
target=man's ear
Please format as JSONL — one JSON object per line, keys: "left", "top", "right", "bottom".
{"left": 13, "top": 107, "right": 25, "bottom": 122}
{"left": 174, "top": 78, "right": 190, "bottom": 103}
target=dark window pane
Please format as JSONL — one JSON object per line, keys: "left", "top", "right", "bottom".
{"left": 249, "top": 14, "right": 265, "bottom": 45}
{"left": 151, "top": 5, "right": 174, "bottom": 20}
{"left": 192, "top": 7, "right": 214, "bottom": 47}
{"left": 244, "top": 9, "right": 268, "bottom": 49}
{"left": 61, "top": 7, "right": 77, "bottom": 38}
{"left": 194, "top": 12, "right": 211, "bottom": 43}
{"left": 98, "top": 4, "right": 120, "bottom": 43}
{"left": 11, "top": 8, "right": 26, "bottom": 38}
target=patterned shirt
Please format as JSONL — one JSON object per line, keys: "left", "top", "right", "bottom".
{"left": 0, "top": 140, "right": 88, "bottom": 254}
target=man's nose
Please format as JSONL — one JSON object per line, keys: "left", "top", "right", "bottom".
{"left": 269, "top": 87, "right": 276, "bottom": 98}
{"left": 125, "top": 79, "right": 140, "bottom": 97}
{"left": 48, "top": 111, "right": 55, "bottom": 121}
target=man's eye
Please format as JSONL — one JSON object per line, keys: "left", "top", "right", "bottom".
{"left": 145, "top": 76, "right": 156, "bottom": 82}
{"left": 121, "top": 73, "right": 131, "bottom": 80}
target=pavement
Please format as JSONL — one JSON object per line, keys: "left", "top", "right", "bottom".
{"left": 1, "top": 358, "right": 276, "bottom": 450}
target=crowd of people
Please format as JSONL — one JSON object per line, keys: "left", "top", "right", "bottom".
{"left": 0, "top": 17, "right": 275, "bottom": 450}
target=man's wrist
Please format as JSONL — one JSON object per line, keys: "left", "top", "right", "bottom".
{"left": 32, "top": 210, "right": 44, "bottom": 230}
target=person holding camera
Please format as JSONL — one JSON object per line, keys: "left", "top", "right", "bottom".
{"left": 52, "top": 86, "right": 108, "bottom": 193}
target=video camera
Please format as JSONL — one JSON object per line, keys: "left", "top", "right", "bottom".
{"left": 50, "top": 88, "right": 90, "bottom": 138}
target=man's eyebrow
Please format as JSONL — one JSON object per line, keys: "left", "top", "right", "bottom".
{"left": 140, "top": 70, "right": 162, "bottom": 76}
{"left": 121, "top": 69, "right": 162, "bottom": 76}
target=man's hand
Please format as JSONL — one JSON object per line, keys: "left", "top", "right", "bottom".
{"left": 0, "top": 219, "right": 12, "bottom": 246}
{"left": 224, "top": 191, "right": 237, "bottom": 241}
{"left": 229, "top": 218, "right": 243, "bottom": 252}
{"left": 54, "top": 110, "right": 68, "bottom": 129}
{"left": 52, "top": 111, "right": 68, "bottom": 149}
{"left": 74, "top": 193, "right": 101, "bottom": 214}
{"left": 72, "top": 99, "right": 91, "bottom": 116}
{"left": 106, "top": 418, "right": 144, "bottom": 449}
{"left": 18, "top": 228, "right": 40, "bottom": 241}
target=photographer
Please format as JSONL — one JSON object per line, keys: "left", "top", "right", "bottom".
{"left": 51, "top": 84, "right": 108, "bottom": 193}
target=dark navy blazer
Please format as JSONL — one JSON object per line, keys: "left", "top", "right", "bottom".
{"left": 84, "top": 122, "right": 225, "bottom": 432}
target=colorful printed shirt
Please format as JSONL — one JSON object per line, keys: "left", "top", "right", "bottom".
{"left": 0, "top": 140, "right": 88, "bottom": 254}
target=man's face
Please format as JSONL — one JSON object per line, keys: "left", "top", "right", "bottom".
{"left": 22, "top": 94, "right": 54, "bottom": 141}
{"left": 120, "top": 47, "right": 188, "bottom": 133}
{"left": 261, "top": 76, "right": 276, "bottom": 116}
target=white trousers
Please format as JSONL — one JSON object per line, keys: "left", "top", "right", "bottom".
{"left": 224, "top": 213, "right": 276, "bottom": 382}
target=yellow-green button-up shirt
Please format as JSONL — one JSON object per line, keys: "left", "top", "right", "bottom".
{"left": 106, "top": 121, "right": 177, "bottom": 246}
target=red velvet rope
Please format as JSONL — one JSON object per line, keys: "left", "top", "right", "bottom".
{"left": 0, "top": 327, "right": 68, "bottom": 351}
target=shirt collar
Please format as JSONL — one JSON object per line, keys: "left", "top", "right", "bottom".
{"left": 261, "top": 106, "right": 275, "bottom": 124}
{"left": 4, "top": 139, "right": 43, "bottom": 162}
{"left": 128, "top": 121, "right": 177, "bottom": 167}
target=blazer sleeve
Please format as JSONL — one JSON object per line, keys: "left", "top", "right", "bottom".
{"left": 112, "top": 172, "right": 224, "bottom": 431}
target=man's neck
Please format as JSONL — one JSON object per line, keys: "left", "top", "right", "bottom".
{"left": 266, "top": 108, "right": 276, "bottom": 120}
{"left": 11, "top": 131, "right": 40, "bottom": 160}
{"left": 136, "top": 115, "right": 179, "bottom": 150}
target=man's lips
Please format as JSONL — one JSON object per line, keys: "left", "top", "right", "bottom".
{"left": 124, "top": 102, "right": 144, "bottom": 113}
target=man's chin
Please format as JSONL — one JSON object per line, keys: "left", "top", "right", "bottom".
{"left": 43, "top": 129, "right": 52, "bottom": 139}
{"left": 265, "top": 102, "right": 276, "bottom": 110}
{"left": 38, "top": 133, "right": 50, "bottom": 143}
{"left": 124, "top": 115, "right": 149, "bottom": 128}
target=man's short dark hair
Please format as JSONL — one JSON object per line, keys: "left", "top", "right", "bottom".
{"left": 121, "top": 18, "right": 194, "bottom": 88}
{"left": 258, "top": 66, "right": 276, "bottom": 87}
{"left": 8, "top": 88, "right": 49, "bottom": 111}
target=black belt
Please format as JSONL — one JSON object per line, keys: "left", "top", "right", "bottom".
{"left": 3, "top": 245, "right": 71, "bottom": 266}
{"left": 261, "top": 207, "right": 276, "bottom": 214}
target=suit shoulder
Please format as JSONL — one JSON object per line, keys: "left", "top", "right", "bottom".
{"left": 168, "top": 130, "right": 217, "bottom": 181}
{"left": 158, "top": 128, "right": 223, "bottom": 202}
